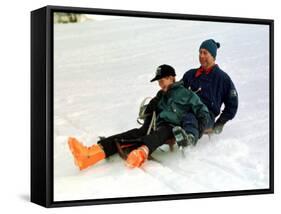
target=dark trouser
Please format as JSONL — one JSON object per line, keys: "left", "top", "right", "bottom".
{"left": 181, "top": 112, "right": 215, "bottom": 141}
{"left": 98, "top": 117, "right": 174, "bottom": 158}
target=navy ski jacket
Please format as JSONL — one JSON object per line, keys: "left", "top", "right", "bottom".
{"left": 181, "top": 64, "right": 238, "bottom": 124}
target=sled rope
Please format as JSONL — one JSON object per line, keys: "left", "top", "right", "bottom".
{"left": 146, "top": 111, "right": 156, "bottom": 135}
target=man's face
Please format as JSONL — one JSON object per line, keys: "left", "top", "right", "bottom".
{"left": 199, "top": 48, "right": 215, "bottom": 68}
{"left": 158, "top": 76, "right": 174, "bottom": 92}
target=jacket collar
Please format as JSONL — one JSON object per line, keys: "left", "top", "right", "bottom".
{"left": 195, "top": 64, "right": 217, "bottom": 78}
{"left": 162, "top": 81, "right": 182, "bottom": 94}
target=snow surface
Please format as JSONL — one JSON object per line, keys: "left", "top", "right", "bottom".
{"left": 53, "top": 16, "right": 270, "bottom": 201}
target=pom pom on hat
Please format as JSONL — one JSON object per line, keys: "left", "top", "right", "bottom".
{"left": 216, "top": 42, "right": 220, "bottom": 48}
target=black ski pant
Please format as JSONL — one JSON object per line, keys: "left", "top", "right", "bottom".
{"left": 97, "top": 117, "right": 174, "bottom": 158}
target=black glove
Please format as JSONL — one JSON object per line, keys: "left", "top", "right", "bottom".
{"left": 144, "top": 91, "right": 162, "bottom": 115}
{"left": 144, "top": 97, "right": 158, "bottom": 115}
{"left": 213, "top": 123, "right": 224, "bottom": 134}
{"left": 213, "top": 118, "right": 227, "bottom": 134}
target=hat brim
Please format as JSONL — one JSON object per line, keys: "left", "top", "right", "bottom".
{"left": 150, "top": 76, "right": 161, "bottom": 82}
{"left": 150, "top": 74, "right": 176, "bottom": 82}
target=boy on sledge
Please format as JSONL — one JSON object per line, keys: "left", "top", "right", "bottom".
{"left": 68, "top": 64, "right": 211, "bottom": 170}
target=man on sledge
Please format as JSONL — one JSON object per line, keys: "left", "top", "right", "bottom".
{"left": 181, "top": 39, "right": 238, "bottom": 138}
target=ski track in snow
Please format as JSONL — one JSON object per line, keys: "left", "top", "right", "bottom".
{"left": 53, "top": 18, "right": 270, "bottom": 201}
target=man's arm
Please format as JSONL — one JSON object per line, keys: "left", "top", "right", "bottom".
{"left": 214, "top": 75, "right": 238, "bottom": 133}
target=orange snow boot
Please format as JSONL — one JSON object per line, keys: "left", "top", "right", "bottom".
{"left": 68, "top": 137, "right": 106, "bottom": 170}
{"left": 126, "top": 145, "right": 149, "bottom": 168}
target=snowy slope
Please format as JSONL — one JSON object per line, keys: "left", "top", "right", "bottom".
{"left": 53, "top": 16, "right": 270, "bottom": 201}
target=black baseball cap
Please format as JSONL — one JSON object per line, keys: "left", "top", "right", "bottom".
{"left": 150, "top": 64, "right": 176, "bottom": 82}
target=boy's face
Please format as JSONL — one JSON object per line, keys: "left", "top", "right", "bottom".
{"left": 158, "top": 76, "right": 174, "bottom": 92}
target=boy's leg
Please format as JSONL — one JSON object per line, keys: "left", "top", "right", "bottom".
{"left": 125, "top": 124, "right": 174, "bottom": 167}
{"left": 68, "top": 116, "right": 153, "bottom": 170}
{"left": 140, "top": 124, "right": 174, "bottom": 155}
{"left": 68, "top": 127, "right": 148, "bottom": 170}
{"left": 68, "top": 125, "right": 150, "bottom": 170}
{"left": 98, "top": 115, "right": 153, "bottom": 157}
{"left": 98, "top": 128, "right": 144, "bottom": 157}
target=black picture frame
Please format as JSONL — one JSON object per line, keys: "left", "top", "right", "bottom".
{"left": 31, "top": 5, "right": 274, "bottom": 208}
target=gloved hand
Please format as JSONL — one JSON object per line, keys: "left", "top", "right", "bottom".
{"left": 144, "top": 91, "right": 162, "bottom": 115}
{"left": 213, "top": 123, "right": 224, "bottom": 134}
{"left": 144, "top": 97, "right": 158, "bottom": 115}
{"left": 213, "top": 118, "right": 227, "bottom": 134}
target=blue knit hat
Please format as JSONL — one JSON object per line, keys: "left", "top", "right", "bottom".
{"left": 199, "top": 39, "right": 220, "bottom": 58}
